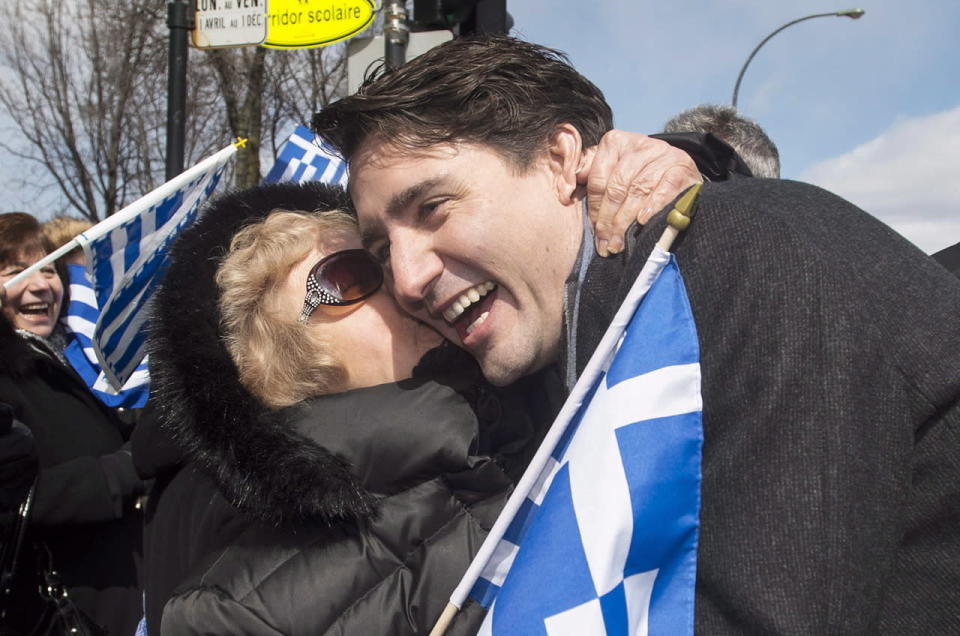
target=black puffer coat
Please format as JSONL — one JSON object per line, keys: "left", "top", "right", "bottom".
{"left": 146, "top": 183, "right": 558, "bottom": 635}
{"left": 163, "top": 375, "right": 522, "bottom": 635}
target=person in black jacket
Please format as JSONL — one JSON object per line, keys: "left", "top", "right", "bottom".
{"left": 0, "top": 212, "right": 145, "bottom": 636}
{"left": 312, "top": 35, "right": 960, "bottom": 633}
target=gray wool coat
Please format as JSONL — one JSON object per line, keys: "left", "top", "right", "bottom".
{"left": 564, "top": 178, "right": 960, "bottom": 634}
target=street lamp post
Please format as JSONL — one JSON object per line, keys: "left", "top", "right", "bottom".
{"left": 731, "top": 8, "right": 865, "bottom": 109}
{"left": 166, "top": 0, "right": 191, "bottom": 180}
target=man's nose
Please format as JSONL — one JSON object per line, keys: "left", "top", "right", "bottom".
{"left": 389, "top": 232, "right": 443, "bottom": 313}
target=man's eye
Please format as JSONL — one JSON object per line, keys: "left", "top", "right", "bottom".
{"left": 419, "top": 198, "right": 447, "bottom": 220}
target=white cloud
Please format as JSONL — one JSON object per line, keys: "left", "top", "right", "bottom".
{"left": 800, "top": 106, "right": 960, "bottom": 254}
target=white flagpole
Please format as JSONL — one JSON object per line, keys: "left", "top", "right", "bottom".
{"left": 430, "top": 182, "right": 701, "bottom": 636}
{"left": 2, "top": 140, "right": 243, "bottom": 295}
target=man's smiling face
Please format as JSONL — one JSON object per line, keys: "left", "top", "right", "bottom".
{"left": 350, "top": 138, "right": 584, "bottom": 385}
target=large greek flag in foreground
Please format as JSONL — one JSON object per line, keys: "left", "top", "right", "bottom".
{"left": 75, "top": 151, "right": 232, "bottom": 390}
{"left": 61, "top": 264, "right": 149, "bottom": 408}
{"left": 263, "top": 125, "right": 348, "bottom": 186}
{"left": 461, "top": 248, "right": 703, "bottom": 635}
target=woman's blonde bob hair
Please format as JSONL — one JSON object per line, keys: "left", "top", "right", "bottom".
{"left": 215, "top": 208, "right": 359, "bottom": 409}
{"left": 43, "top": 216, "right": 93, "bottom": 254}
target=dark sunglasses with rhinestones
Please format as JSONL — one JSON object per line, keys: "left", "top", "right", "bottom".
{"left": 298, "top": 249, "right": 384, "bottom": 323}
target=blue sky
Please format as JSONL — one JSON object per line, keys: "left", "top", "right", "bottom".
{"left": 4, "top": 1, "right": 956, "bottom": 254}
{"left": 510, "top": 0, "right": 960, "bottom": 254}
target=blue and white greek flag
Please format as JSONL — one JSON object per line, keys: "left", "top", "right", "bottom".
{"left": 76, "top": 156, "right": 230, "bottom": 390}
{"left": 61, "top": 264, "right": 150, "bottom": 408}
{"left": 263, "top": 125, "right": 348, "bottom": 186}
{"left": 465, "top": 248, "right": 703, "bottom": 635}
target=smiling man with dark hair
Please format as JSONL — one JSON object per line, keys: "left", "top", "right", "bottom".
{"left": 314, "top": 34, "right": 960, "bottom": 633}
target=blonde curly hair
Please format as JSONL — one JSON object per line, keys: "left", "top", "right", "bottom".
{"left": 215, "top": 209, "right": 358, "bottom": 409}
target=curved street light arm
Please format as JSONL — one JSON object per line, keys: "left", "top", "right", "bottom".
{"left": 732, "top": 9, "right": 864, "bottom": 109}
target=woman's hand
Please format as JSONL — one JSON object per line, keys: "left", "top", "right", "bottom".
{"left": 578, "top": 130, "right": 701, "bottom": 257}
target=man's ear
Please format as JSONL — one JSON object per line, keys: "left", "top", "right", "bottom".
{"left": 547, "top": 123, "right": 586, "bottom": 205}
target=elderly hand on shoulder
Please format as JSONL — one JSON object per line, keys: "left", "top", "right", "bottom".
{"left": 579, "top": 130, "right": 701, "bottom": 257}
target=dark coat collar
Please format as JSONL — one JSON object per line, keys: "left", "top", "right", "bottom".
{"left": 285, "top": 376, "right": 504, "bottom": 497}
{"left": 560, "top": 203, "right": 681, "bottom": 383}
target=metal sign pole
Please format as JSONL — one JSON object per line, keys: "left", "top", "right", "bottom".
{"left": 166, "top": 0, "right": 191, "bottom": 180}
{"left": 383, "top": 0, "right": 409, "bottom": 70}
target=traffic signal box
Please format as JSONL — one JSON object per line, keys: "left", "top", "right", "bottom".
{"left": 411, "top": 0, "right": 512, "bottom": 36}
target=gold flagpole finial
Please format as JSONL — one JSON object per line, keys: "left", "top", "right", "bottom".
{"left": 656, "top": 182, "right": 703, "bottom": 252}
{"left": 233, "top": 138, "right": 249, "bottom": 149}
{"left": 666, "top": 182, "right": 702, "bottom": 232}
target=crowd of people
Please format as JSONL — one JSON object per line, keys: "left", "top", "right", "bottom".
{"left": 2, "top": 34, "right": 958, "bottom": 635}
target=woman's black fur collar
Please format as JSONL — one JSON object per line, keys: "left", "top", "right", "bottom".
{"left": 148, "top": 182, "right": 376, "bottom": 525}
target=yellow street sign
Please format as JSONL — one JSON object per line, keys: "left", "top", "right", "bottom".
{"left": 263, "top": 0, "right": 376, "bottom": 49}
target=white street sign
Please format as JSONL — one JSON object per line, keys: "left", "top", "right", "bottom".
{"left": 192, "top": 0, "right": 268, "bottom": 49}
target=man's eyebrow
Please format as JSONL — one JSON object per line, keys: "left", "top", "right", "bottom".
{"left": 384, "top": 176, "right": 446, "bottom": 219}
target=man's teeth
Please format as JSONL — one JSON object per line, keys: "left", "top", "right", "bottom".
{"left": 443, "top": 281, "right": 496, "bottom": 323}
{"left": 465, "top": 312, "right": 489, "bottom": 335}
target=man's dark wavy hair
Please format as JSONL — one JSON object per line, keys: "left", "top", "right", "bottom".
{"left": 311, "top": 35, "right": 614, "bottom": 170}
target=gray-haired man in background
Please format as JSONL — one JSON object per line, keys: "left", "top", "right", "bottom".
{"left": 664, "top": 104, "right": 780, "bottom": 178}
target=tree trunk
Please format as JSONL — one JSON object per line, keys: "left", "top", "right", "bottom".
{"left": 206, "top": 47, "right": 267, "bottom": 189}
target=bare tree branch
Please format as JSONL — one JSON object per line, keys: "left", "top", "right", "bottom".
{"left": 0, "top": 0, "right": 346, "bottom": 217}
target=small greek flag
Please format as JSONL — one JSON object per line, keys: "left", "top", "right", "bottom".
{"left": 452, "top": 248, "right": 703, "bottom": 635}
{"left": 71, "top": 144, "right": 237, "bottom": 390}
{"left": 263, "top": 125, "right": 348, "bottom": 186}
{"left": 61, "top": 264, "right": 149, "bottom": 408}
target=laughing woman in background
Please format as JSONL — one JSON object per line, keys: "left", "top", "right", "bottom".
{"left": 0, "top": 212, "right": 144, "bottom": 635}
